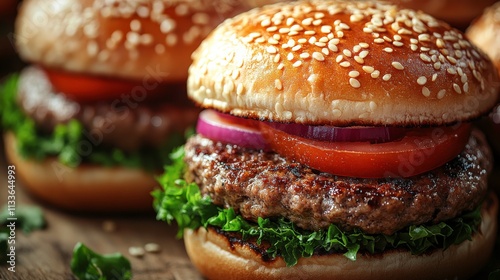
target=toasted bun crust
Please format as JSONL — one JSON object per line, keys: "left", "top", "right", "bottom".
{"left": 4, "top": 132, "right": 158, "bottom": 212}
{"left": 188, "top": 0, "right": 499, "bottom": 126}
{"left": 14, "top": 0, "right": 246, "bottom": 81}
{"left": 466, "top": 2, "right": 500, "bottom": 74}
{"left": 185, "top": 192, "right": 498, "bottom": 280}
{"left": 389, "top": 0, "right": 498, "bottom": 29}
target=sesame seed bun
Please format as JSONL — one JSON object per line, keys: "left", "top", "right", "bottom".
{"left": 4, "top": 132, "right": 158, "bottom": 212}
{"left": 466, "top": 3, "right": 500, "bottom": 158}
{"left": 466, "top": 2, "right": 500, "bottom": 75}
{"left": 186, "top": 191, "right": 498, "bottom": 280}
{"left": 388, "top": 0, "right": 498, "bottom": 29}
{"left": 14, "top": 0, "right": 246, "bottom": 82}
{"left": 187, "top": 0, "right": 499, "bottom": 127}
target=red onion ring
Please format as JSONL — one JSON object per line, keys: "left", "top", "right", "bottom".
{"left": 196, "top": 110, "right": 268, "bottom": 150}
{"left": 267, "top": 123, "right": 407, "bottom": 143}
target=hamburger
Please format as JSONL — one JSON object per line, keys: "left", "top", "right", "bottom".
{"left": 0, "top": 0, "right": 247, "bottom": 211}
{"left": 466, "top": 2, "right": 500, "bottom": 159}
{"left": 153, "top": 1, "right": 500, "bottom": 279}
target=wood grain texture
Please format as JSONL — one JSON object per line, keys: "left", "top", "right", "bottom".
{"left": 0, "top": 148, "right": 203, "bottom": 280}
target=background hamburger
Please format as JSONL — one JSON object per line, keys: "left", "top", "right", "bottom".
{"left": 0, "top": 0, "right": 247, "bottom": 212}
{"left": 154, "top": 1, "right": 500, "bottom": 279}
{"left": 382, "top": 0, "right": 499, "bottom": 30}
{"left": 466, "top": 2, "right": 500, "bottom": 160}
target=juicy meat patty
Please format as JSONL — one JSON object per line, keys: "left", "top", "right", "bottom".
{"left": 184, "top": 129, "right": 491, "bottom": 235}
{"left": 17, "top": 66, "right": 199, "bottom": 151}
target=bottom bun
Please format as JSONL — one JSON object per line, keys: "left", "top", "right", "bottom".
{"left": 184, "top": 193, "right": 498, "bottom": 280}
{"left": 4, "top": 132, "right": 158, "bottom": 212}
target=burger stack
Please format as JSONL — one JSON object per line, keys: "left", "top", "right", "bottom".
{"left": 154, "top": 1, "right": 500, "bottom": 279}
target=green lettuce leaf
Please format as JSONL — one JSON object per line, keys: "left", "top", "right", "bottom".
{"left": 70, "top": 242, "right": 132, "bottom": 280}
{"left": 0, "top": 205, "right": 46, "bottom": 234}
{"left": 153, "top": 147, "right": 483, "bottom": 267}
{"left": 0, "top": 74, "right": 183, "bottom": 170}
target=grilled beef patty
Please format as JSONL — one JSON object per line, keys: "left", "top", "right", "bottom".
{"left": 184, "top": 129, "right": 491, "bottom": 235}
{"left": 17, "top": 66, "right": 199, "bottom": 151}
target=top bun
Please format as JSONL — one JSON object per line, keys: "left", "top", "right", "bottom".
{"left": 188, "top": 0, "right": 499, "bottom": 126}
{"left": 466, "top": 2, "right": 500, "bottom": 74}
{"left": 14, "top": 0, "right": 247, "bottom": 81}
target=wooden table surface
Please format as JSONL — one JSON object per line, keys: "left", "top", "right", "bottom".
{"left": 1, "top": 141, "right": 499, "bottom": 280}
{"left": 0, "top": 147, "right": 204, "bottom": 280}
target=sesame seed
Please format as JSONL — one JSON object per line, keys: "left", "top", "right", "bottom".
{"left": 322, "top": 48, "right": 329, "bottom": 56}
{"left": 300, "top": 53, "right": 310, "bottom": 59}
{"left": 463, "top": 82, "right": 469, "bottom": 93}
{"left": 392, "top": 62, "right": 404, "bottom": 70}
{"left": 266, "top": 46, "right": 277, "bottom": 54}
{"left": 362, "top": 66, "right": 375, "bottom": 73}
{"left": 292, "top": 45, "right": 301, "bottom": 51}
{"left": 336, "top": 55, "right": 343, "bottom": 63}
{"left": 313, "top": 52, "right": 325, "bottom": 61}
{"left": 437, "top": 89, "right": 446, "bottom": 99}
{"left": 354, "top": 56, "right": 364, "bottom": 64}
{"left": 268, "top": 38, "right": 279, "bottom": 45}
{"left": 129, "top": 247, "right": 145, "bottom": 258}
{"left": 321, "top": 25, "right": 332, "bottom": 33}
{"left": 433, "top": 62, "right": 441, "bottom": 70}
{"left": 432, "top": 74, "right": 437, "bottom": 81}
{"left": 383, "top": 47, "right": 393, "bottom": 53}
{"left": 275, "top": 79, "right": 283, "bottom": 90}
{"left": 343, "top": 49, "right": 352, "bottom": 57}
{"left": 382, "top": 74, "right": 392, "bottom": 81}
{"left": 393, "top": 41, "right": 403, "bottom": 47}
{"left": 447, "top": 56, "right": 457, "bottom": 64}
{"left": 359, "top": 50, "right": 369, "bottom": 58}
{"left": 302, "top": 18, "right": 313, "bottom": 25}
{"left": 436, "top": 38, "right": 445, "bottom": 48}
{"left": 461, "top": 74, "right": 467, "bottom": 84}
{"left": 410, "top": 44, "right": 418, "bottom": 51}
{"left": 350, "top": 14, "right": 364, "bottom": 22}
{"left": 422, "top": 87, "right": 431, "bottom": 97}
{"left": 359, "top": 42, "right": 369, "bottom": 48}
{"left": 453, "top": 83, "right": 462, "bottom": 93}
{"left": 420, "top": 54, "right": 431, "bottom": 63}
{"left": 349, "top": 78, "right": 361, "bottom": 88}
{"left": 293, "top": 61, "right": 302, "bottom": 67}
{"left": 417, "top": 76, "right": 427, "bottom": 85}
{"left": 279, "top": 27, "right": 290, "bottom": 34}
{"left": 328, "top": 42, "right": 339, "bottom": 52}
{"left": 130, "top": 19, "right": 141, "bottom": 32}
{"left": 144, "top": 243, "right": 161, "bottom": 253}
{"left": 418, "top": 34, "right": 430, "bottom": 42}
{"left": 447, "top": 67, "right": 457, "bottom": 75}
{"left": 261, "top": 19, "right": 271, "bottom": 27}
{"left": 349, "top": 70, "right": 360, "bottom": 78}
{"left": 273, "top": 54, "right": 281, "bottom": 63}
{"left": 374, "top": 38, "right": 385, "bottom": 44}
{"left": 353, "top": 45, "right": 362, "bottom": 53}
{"left": 287, "top": 53, "right": 294, "bottom": 61}
{"left": 363, "top": 27, "right": 373, "bottom": 33}
{"left": 371, "top": 70, "right": 381, "bottom": 78}
{"left": 340, "top": 61, "right": 351, "bottom": 67}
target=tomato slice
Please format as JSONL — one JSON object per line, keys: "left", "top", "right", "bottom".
{"left": 259, "top": 123, "right": 471, "bottom": 178}
{"left": 44, "top": 68, "right": 149, "bottom": 102}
